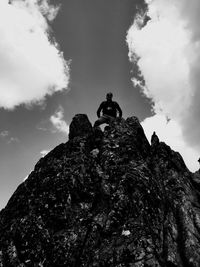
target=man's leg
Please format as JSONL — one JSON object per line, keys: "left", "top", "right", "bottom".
{"left": 94, "top": 116, "right": 109, "bottom": 127}
{"left": 107, "top": 116, "right": 115, "bottom": 123}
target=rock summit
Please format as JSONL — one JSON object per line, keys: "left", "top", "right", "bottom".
{"left": 0, "top": 114, "right": 200, "bottom": 267}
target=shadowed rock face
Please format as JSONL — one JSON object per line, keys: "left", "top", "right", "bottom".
{"left": 0, "top": 114, "right": 200, "bottom": 266}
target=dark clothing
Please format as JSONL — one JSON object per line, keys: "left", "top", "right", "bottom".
{"left": 93, "top": 114, "right": 115, "bottom": 128}
{"left": 97, "top": 101, "right": 122, "bottom": 118}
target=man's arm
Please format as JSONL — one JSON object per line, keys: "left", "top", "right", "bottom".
{"left": 97, "top": 102, "right": 104, "bottom": 118}
{"left": 115, "top": 102, "right": 122, "bottom": 118}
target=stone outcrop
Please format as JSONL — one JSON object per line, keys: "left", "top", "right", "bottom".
{"left": 0, "top": 114, "right": 200, "bottom": 266}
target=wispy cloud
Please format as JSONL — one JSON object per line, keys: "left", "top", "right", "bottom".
{"left": 40, "top": 150, "right": 50, "bottom": 157}
{"left": 0, "top": 131, "right": 9, "bottom": 138}
{"left": 0, "top": 130, "right": 19, "bottom": 144}
{"left": 37, "top": 125, "right": 48, "bottom": 131}
{"left": 0, "top": 0, "right": 70, "bottom": 109}
{"left": 50, "top": 106, "right": 69, "bottom": 135}
{"left": 127, "top": 0, "right": 200, "bottom": 171}
{"left": 23, "top": 175, "right": 29, "bottom": 182}
{"left": 7, "top": 137, "right": 20, "bottom": 144}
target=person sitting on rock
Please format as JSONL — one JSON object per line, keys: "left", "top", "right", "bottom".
{"left": 94, "top": 92, "right": 122, "bottom": 127}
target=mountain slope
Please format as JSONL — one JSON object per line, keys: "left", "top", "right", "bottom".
{"left": 0, "top": 114, "right": 200, "bottom": 267}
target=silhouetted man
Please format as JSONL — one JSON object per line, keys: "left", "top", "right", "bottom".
{"left": 94, "top": 92, "right": 122, "bottom": 127}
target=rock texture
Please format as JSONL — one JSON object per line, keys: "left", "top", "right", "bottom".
{"left": 0, "top": 114, "right": 200, "bottom": 266}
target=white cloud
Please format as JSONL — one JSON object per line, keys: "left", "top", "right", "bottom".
{"left": 142, "top": 115, "right": 199, "bottom": 171}
{"left": 127, "top": 0, "right": 200, "bottom": 172}
{"left": 0, "top": 131, "right": 9, "bottom": 138}
{"left": 50, "top": 106, "right": 69, "bottom": 135}
{"left": 0, "top": 130, "right": 19, "bottom": 144}
{"left": 7, "top": 137, "right": 20, "bottom": 144}
{"left": 23, "top": 175, "right": 29, "bottom": 182}
{"left": 40, "top": 150, "right": 50, "bottom": 157}
{"left": 0, "top": 0, "right": 69, "bottom": 109}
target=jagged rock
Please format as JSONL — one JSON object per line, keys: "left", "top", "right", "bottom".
{"left": 68, "top": 114, "right": 93, "bottom": 140}
{"left": 0, "top": 114, "right": 199, "bottom": 266}
{"left": 151, "top": 131, "right": 159, "bottom": 147}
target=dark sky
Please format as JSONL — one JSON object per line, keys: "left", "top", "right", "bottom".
{"left": 0, "top": 0, "right": 152, "bottom": 209}
{"left": 51, "top": 0, "right": 151, "bottom": 123}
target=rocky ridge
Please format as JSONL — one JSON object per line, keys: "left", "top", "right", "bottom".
{"left": 0, "top": 114, "right": 200, "bottom": 266}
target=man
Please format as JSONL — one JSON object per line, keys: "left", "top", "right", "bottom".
{"left": 94, "top": 92, "right": 122, "bottom": 127}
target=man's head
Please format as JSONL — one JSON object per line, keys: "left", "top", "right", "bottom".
{"left": 106, "top": 92, "right": 113, "bottom": 101}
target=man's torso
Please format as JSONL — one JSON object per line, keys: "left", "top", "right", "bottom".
{"left": 101, "top": 101, "right": 118, "bottom": 118}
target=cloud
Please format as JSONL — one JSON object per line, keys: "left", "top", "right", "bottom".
{"left": 141, "top": 115, "right": 199, "bottom": 171}
{"left": 50, "top": 106, "right": 69, "bottom": 135}
{"left": 37, "top": 125, "right": 48, "bottom": 131}
{"left": 7, "top": 137, "right": 20, "bottom": 144}
{"left": 0, "top": 130, "right": 19, "bottom": 144}
{"left": 0, "top": 131, "right": 9, "bottom": 138}
{"left": 40, "top": 150, "right": 50, "bottom": 157}
{"left": 23, "top": 175, "right": 29, "bottom": 182}
{"left": 0, "top": 0, "right": 69, "bottom": 109}
{"left": 127, "top": 0, "right": 200, "bottom": 171}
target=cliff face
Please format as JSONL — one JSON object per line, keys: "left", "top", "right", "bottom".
{"left": 0, "top": 114, "right": 200, "bottom": 267}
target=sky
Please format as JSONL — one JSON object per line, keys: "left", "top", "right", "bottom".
{"left": 0, "top": 0, "right": 200, "bottom": 210}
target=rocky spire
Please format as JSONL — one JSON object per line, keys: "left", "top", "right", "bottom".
{"left": 0, "top": 114, "right": 199, "bottom": 266}
{"left": 151, "top": 131, "right": 159, "bottom": 147}
{"left": 68, "top": 114, "right": 93, "bottom": 140}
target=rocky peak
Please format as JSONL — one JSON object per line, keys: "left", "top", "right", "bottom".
{"left": 69, "top": 114, "right": 93, "bottom": 140}
{"left": 0, "top": 114, "right": 200, "bottom": 267}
